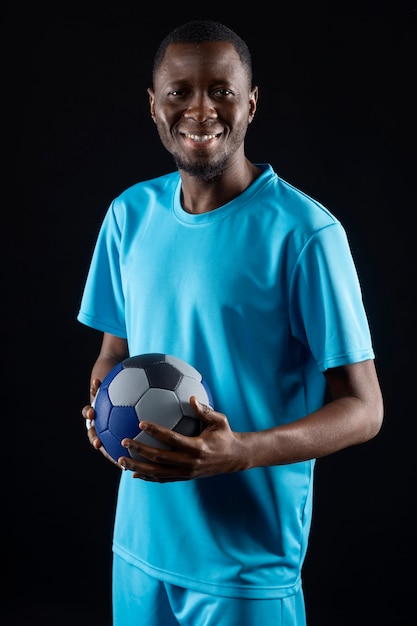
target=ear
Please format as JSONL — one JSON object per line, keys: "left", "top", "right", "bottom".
{"left": 147, "top": 87, "right": 156, "bottom": 122}
{"left": 248, "top": 85, "right": 258, "bottom": 124}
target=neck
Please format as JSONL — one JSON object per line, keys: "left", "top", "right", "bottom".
{"left": 179, "top": 159, "right": 261, "bottom": 214}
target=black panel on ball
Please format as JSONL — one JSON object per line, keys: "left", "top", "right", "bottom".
{"left": 146, "top": 362, "right": 182, "bottom": 391}
{"left": 123, "top": 353, "right": 165, "bottom": 368}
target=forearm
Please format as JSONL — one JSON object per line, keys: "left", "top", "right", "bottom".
{"left": 91, "top": 354, "right": 120, "bottom": 382}
{"left": 239, "top": 396, "right": 382, "bottom": 469}
{"left": 88, "top": 333, "right": 129, "bottom": 403}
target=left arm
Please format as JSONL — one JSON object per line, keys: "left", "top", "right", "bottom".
{"left": 118, "top": 359, "right": 383, "bottom": 481}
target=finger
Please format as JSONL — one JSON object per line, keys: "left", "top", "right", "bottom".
{"left": 122, "top": 433, "right": 174, "bottom": 461}
{"left": 82, "top": 411, "right": 102, "bottom": 450}
{"left": 82, "top": 404, "right": 95, "bottom": 420}
{"left": 89, "top": 378, "right": 102, "bottom": 398}
{"left": 119, "top": 455, "right": 191, "bottom": 481}
{"left": 134, "top": 422, "right": 197, "bottom": 456}
{"left": 89, "top": 429, "right": 104, "bottom": 451}
{"left": 190, "top": 396, "right": 214, "bottom": 422}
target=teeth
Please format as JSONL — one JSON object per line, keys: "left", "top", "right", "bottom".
{"left": 185, "top": 134, "right": 217, "bottom": 142}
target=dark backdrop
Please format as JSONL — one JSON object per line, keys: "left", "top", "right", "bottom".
{"left": 4, "top": 2, "right": 416, "bottom": 625}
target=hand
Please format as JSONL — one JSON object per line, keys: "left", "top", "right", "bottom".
{"left": 117, "top": 396, "right": 250, "bottom": 482}
{"left": 81, "top": 378, "right": 122, "bottom": 468}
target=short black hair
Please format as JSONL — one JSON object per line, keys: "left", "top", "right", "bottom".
{"left": 152, "top": 20, "right": 253, "bottom": 87}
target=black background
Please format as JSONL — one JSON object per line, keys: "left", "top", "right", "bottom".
{"left": 4, "top": 2, "right": 416, "bottom": 624}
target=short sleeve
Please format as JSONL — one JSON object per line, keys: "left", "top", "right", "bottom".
{"left": 77, "top": 200, "right": 127, "bottom": 338}
{"left": 290, "top": 222, "right": 375, "bottom": 371}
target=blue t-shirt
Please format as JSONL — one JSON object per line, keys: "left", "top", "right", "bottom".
{"left": 78, "top": 164, "right": 374, "bottom": 599}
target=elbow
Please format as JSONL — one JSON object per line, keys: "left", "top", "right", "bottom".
{"left": 364, "top": 395, "right": 384, "bottom": 442}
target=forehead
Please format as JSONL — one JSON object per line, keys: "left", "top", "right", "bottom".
{"left": 154, "top": 41, "right": 248, "bottom": 85}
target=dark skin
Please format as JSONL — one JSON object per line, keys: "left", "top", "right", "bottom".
{"left": 82, "top": 41, "right": 384, "bottom": 481}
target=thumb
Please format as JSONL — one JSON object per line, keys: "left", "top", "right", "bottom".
{"left": 190, "top": 395, "right": 212, "bottom": 421}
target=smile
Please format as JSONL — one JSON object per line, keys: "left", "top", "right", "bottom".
{"left": 183, "top": 133, "right": 219, "bottom": 142}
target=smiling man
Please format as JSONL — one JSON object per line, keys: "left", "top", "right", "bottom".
{"left": 78, "top": 19, "right": 383, "bottom": 626}
{"left": 148, "top": 37, "right": 258, "bottom": 192}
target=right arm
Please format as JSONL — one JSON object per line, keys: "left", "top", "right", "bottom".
{"left": 82, "top": 332, "right": 129, "bottom": 459}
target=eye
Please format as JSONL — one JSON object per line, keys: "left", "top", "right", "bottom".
{"left": 213, "top": 88, "right": 233, "bottom": 97}
{"left": 169, "top": 89, "right": 187, "bottom": 97}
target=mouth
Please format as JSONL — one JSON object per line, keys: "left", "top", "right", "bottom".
{"left": 182, "top": 132, "right": 221, "bottom": 143}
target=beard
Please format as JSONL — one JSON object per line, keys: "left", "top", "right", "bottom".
{"left": 172, "top": 153, "right": 229, "bottom": 182}
{"left": 155, "top": 118, "right": 250, "bottom": 182}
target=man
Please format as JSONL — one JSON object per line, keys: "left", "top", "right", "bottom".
{"left": 78, "top": 19, "right": 383, "bottom": 626}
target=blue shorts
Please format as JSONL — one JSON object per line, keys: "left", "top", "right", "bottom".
{"left": 112, "top": 553, "right": 307, "bottom": 626}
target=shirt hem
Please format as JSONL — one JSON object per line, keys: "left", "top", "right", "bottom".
{"left": 112, "top": 543, "right": 302, "bottom": 600}
{"left": 77, "top": 310, "right": 127, "bottom": 338}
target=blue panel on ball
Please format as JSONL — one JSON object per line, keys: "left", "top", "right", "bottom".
{"left": 99, "top": 433, "right": 128, "bottom": 463}
{"left": 94, "top": 389, "right": 114, "bottom": 433}
{"left": 99, "top": 406, "right": 140, "bottom": 462}
{"left": 109, "top": 405, "right": 140, "bottom": 441}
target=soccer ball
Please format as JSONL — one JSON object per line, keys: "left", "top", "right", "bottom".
{"left": 92, "top": 353, "right": 213, "bottom": 463}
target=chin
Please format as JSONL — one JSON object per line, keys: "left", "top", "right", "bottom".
{"left": 174, "top": 157, "right": 227, "bottom": 181}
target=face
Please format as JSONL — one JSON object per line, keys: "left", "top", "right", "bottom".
{"left": 148, "top": 41, "right": 258, "bottom": 181}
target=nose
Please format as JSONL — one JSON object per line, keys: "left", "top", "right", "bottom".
{"left": 183, "top": 93, "right": 218, "bottom": 123}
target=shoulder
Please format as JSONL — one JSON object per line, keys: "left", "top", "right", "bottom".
{"left": 255, "top": 164, "right": 341, "bottom": 235}
{"left": 105, "top": 171, "right": 180, "bottom": 228}
{"left": 116, "top": 171, "right": 180, "bottom": 205}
